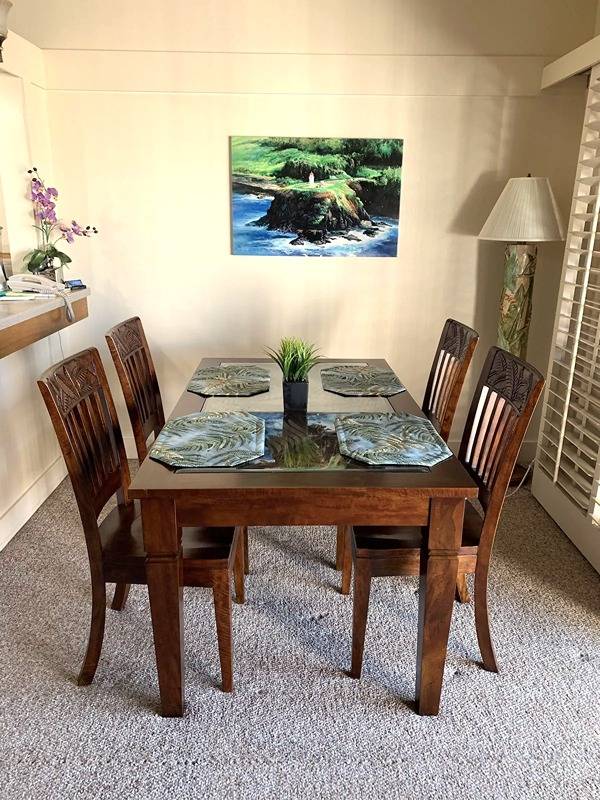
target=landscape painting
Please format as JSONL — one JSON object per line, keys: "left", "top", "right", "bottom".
{"left": 230, "top": 136, "right": 402, "bottom": 257}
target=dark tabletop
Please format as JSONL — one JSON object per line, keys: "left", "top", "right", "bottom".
{"left": 128, "top": 358, "right": 478, "bottom": 499}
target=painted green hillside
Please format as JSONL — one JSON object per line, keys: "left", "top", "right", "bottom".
{"left": 231, "top": 136, "right": 402, "bottom": 186}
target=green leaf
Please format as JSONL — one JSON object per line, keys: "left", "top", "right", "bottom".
{"left": 265, "top": 337, "right": 321, "bottom": 381}
{"left": 24, "top": 249, "right": 48, "bottom": 273}
{"left": 53, "top": 250, "right": 72, "bottom": 265}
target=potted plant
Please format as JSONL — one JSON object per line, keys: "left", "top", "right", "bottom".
{"left": 24, "top": 167, "right": 97, "bottom": 279}
{"left": 266, "top": 337, "right": 320, "bottom": 415}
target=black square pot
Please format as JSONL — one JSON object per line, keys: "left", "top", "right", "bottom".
{"left": 282, "top": 380, "right": 308, "bottom": 414}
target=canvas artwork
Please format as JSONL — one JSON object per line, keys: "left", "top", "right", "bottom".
{"left": 230, "top": 136, "right": 402, "bottom": 257}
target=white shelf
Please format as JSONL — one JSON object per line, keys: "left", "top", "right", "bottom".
{"left": 0, "top": 288, "right": 90, "bottom": 358}
{"left": 0, "top": 288, "right": 89, "bottom": 331}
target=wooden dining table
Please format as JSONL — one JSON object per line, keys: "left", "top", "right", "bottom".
{"left": 128, "top": 357, "right": 478, "bottom": 717}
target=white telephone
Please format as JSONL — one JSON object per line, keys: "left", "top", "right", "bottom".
{"left": 8, "top": 273, "right": 66, "bottom": 293}
{"left": 7, "top": 273, "right": 74, "bottom": 321}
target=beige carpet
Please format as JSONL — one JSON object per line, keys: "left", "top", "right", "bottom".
{"left": 0, "top": 477, "right": 599, "bottom": 799}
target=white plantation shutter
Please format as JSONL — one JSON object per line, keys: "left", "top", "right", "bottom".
{"left": 533, "top": 63, "right": 600, "bottom": 572}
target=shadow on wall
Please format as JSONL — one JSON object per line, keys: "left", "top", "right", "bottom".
{"left": 450, "top": 169, "right": 508, "bottom": 380}
{"left": 450, "top": 171, "right": 508, "bottom": 238}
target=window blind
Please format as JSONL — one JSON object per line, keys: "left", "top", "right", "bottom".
{"left": 536, "top": 64, "right": 600, "bottom": 526}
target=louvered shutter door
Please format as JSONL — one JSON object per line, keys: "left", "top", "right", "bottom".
{"left": 532, "top": 63, "right": 600, "bottom": 572}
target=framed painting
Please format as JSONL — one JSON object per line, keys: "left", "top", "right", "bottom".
{"left": 230, "top": 136, "right": 402, "bottom": 257}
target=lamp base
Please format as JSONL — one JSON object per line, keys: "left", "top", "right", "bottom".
{"left": 498, "top": 243, "right": 537, "bottom": 359}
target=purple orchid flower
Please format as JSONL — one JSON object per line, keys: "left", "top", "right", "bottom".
{"left": 26, "top": 167, "right": 98, "bottom": 274}
{"left": 59, "top": 225, "right": 75, "bottom": 244}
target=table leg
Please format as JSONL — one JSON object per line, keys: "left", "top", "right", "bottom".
{"left": 141, "top": 497, "right": 184, "bottom": 717}
{"left": 415, "top": 497, "right": 465, "bottom": 716}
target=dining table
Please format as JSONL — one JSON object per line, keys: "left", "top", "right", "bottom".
{"left": 128, "top": 357, "right": 478, "bottom": 717}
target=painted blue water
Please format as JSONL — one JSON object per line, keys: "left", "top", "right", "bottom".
{"left": 231, "top": 192, "right": 398, "bottom": 257}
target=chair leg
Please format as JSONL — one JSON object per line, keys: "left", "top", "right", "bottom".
{"left": 340, "top": 527, "right": 352, "bottom": 596}
{"left": 455, "top": 573, "right": 471, "bottom": 604}
{"left": 474, "top": 563, "right": 499, "bottom": 673}
{"left": 111, "top": 582, "right": 131, "bottom": 611}
{"left": 77, "top": 579, "right": 106, "bottom": 686}
{"left": 335, "top": 525, "right": 346, "bottom": 570}
{"left": 243, "top": 526, "right": 249, "bottom": 575}
{"left": 350, "top": 560, "right": 372, "bottom": 679}
{"left": 233, "top": 534, "right": 245, "bottom": 605}
{"left": 212, "top": 570, "right": 234, "bottom": 692}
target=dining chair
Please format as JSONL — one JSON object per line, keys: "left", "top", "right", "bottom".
{"left": 422, "top": 318, "right": 480, "bottom": 441}
{"left": 106, "top": 316, "right": 250, "bottom": 574}
{"left": 335, "top": 318, "right": 479, "bottom": 573}
{"left": 38, "top": 347, "right": 246, "bottom": 692}
{"left": 339, "top": 346, "right": 544, "bottom": 678}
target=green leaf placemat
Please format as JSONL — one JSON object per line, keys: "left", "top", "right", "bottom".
{"left": 335, "top": 412, "right": 452, "bottom": 467}
{"left": 150, "top": 411, "right": 265, "bottom": 469}
{"left": 321, "top": 364, "right": 405, "bottom": 396}
{"left": 187, "top": 365, "right": 270, "bottom": 397}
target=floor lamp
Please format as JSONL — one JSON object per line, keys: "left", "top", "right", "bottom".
{"left": 479, "top": 176, "right": 565, "bottom": 359}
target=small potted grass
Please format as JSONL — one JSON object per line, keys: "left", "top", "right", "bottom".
{"left": 266, "top": 337, "right": 320, "bottom": 415}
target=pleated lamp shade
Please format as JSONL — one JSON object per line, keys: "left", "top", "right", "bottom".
{"left": 479, "top": 177, "right": 565, "bottom": 242}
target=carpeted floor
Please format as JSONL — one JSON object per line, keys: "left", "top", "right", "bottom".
{"left": 0, "top": 477, "right": 599, "bottom": 800}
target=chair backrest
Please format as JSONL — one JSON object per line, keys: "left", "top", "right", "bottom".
{"left": 38, "top": 348, "right": 130, "bottom": 536}
{"left": 105, "top": 317, "right": 165, "bottom": 462}
{"left": 422, "top": 318, "right": 479, "bottom": 441}
{"left": 459, "top": 346, "right": 544, "bottom": 533}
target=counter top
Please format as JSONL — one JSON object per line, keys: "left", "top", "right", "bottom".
{"left": 0, "top": 288, "right": 90, "bottom": 358}
{"left": 0, "top": 288, "right": 90, "bottom": 331}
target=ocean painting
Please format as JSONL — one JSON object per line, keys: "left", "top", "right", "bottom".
{"left": 230, "top": 136, "right": 402, "bottom": 257}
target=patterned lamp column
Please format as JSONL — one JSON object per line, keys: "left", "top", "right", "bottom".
{"left": 479, "top": 176, "right": 564, "bottom": 358}
{"left": 498, "top": 243, "right": 537, "bottom": 359}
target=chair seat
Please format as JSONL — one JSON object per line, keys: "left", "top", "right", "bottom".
{"left": 99, "top": 501, "right": 235, "bottom": 568}
{"left": 353, "top": 501, "right": 483, "bottom": 558}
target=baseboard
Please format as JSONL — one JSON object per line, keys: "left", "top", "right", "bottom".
{"left": 0, "top": 455, "right": 67, "bottom": 552}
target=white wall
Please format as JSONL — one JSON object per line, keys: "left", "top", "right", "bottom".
{"left": 41, "top": 12, "right": 587, "bottom": 452}
{"left": 0, "top": 1, "right": 595, "bottom": 548}
{"left": 0, "top": 34, "right": 74, "bottom": 549}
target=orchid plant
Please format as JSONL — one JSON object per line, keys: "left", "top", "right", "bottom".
{"left": 24, "top": 167, "right": 98, "bottom": 275}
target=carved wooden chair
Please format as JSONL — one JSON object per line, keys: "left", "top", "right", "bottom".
{"left": 340, "top": 347, "right": 544, "bottom": 678}
{"left": 38, "top": 348, "right": 245, "bottom": 692}
{"left": 335, "top": 318, "right": 479, "bottom": 573}
{"left": 106, "top": 316, "right": 250, "bottom": 573}
{"left": 422, "top": 318, "right": 480, "bottom": 441}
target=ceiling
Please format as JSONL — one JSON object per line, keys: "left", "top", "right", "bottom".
{"left": 7, "top": 0, "right": 598, "bottom": 57}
